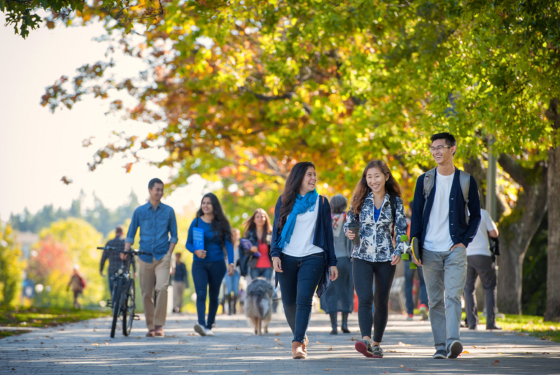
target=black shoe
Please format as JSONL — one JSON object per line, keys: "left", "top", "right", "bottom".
{"left": 447, "top": 340, "right": 463, "bottom": 359}
{"left": 341, "top": 313, "right": 350, "bottom": 333}
{"left": 330, "top": 329, "right": 338, "bottom": 335}
{"left": 486, "top": 325, "right": 502, "bottom": 330}
{"left": 433, "top": 349, "right": 446, "bottom": 359}
{"left": 468, "top": 325, "right": 477, "bottom": 330}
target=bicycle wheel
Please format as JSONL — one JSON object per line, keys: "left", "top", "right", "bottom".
{"left": 110, "top": 278, "right": 123, "bottom": 338}
{"left": 122, "top": 280, "right": 135, "bottom": 336}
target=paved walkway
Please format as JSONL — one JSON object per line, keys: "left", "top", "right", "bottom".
{"left": 1, "top": 312, "right": 559, "bottom": 374}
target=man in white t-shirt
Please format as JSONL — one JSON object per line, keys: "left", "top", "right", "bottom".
{"left": 409, "top": 133, "right": 481, "bottom": 360}
{"left": 463, "top": 209, "right": 500, "bottom": 330}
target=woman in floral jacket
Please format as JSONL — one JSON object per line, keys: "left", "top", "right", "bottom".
{"left": 345, "top": 160, "right": 407, "bottom": 359}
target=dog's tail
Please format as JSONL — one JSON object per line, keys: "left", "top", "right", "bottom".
{"left": 257, "top": 295, "right": 271, "bottom": 317}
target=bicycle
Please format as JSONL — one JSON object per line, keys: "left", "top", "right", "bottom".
{"left": 96, "top": 246, "right": 150, "bottom": 338}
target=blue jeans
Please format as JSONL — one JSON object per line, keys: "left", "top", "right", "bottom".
{"left": 108, "top": 277, "right": 114, "bottom": 299}
{"left": 404, "top": 260, "right": 428, "bottom": 315}
{"left": 225, "top": 270, "right": 240, "bottom": 297}
{"left": 278, "top": 253, "right": 324, "bottom": 343}
{"left": 192, "top": 260, "right": 227, "bottom": 329}
{"left": 250, "top": 267, "right": 273, "bottom": 282}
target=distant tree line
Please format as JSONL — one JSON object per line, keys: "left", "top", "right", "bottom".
{"left": 9, "top": 191, "right": 140, "bottom": 236}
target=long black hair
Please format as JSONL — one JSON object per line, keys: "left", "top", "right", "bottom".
{"left": 279, "top": 161, "right": 315, "bottom": 230}
{"left": 349, "top": 160, "right": 402, "bottom": 216}
{"left": 196, "top": 192, "right": 232, "bottom": 245}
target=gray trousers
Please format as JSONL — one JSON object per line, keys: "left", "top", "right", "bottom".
{"left": 422, "top": 247, "right": 467, "bottom": 351}
{"left": 463, "top": 255, "right": 497, "bottom": 328}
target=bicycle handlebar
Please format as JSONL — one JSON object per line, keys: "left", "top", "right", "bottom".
{"left": 96, "top": 246, "right": 151, "bottom": 256}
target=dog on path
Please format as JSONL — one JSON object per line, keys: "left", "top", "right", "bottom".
{"left": 245, "top": 277, "right": 274, "bottom": 335}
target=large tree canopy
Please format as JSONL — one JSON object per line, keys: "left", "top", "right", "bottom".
{"left": 37, "top": 0, "right": 560, "bottom": 316}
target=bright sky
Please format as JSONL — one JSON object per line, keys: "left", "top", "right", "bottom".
{"left": 0, "top": 16, "right": 207, "bottom": 221}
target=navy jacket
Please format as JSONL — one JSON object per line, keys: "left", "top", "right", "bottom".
{"left": 271, "top": 195, "right": 338, "bottom": 298}
{"left": 410, "top": 168, "right": 481, "bottom": 261}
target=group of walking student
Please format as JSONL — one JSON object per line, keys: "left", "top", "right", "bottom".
{"left": 116, "top": 132, "right": 494, "bottom": 360}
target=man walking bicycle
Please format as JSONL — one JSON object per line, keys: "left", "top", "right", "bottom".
{"left": 410, "top": 133, "right": 481, "bottom": 359}
{"left": 100, "top": 226, "right": 136, "bottom": 297}
{"left": 124, "top": 178, "right": 178, "bottom": 337}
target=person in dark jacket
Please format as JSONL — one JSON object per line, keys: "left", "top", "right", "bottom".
{"left": 410, "top": 133, "right": 481, "bottom": 360}
{"left": 243, "top": 208, "right": 273, "bottom": 281}
{"left": 271, "top": 161, "right": 338, "bottom": 360}
{"left": 320, "top": 194, "right": 354, "bottom": 335}
{"left": 100, "top": 226, "right": 136, "bottom": 297}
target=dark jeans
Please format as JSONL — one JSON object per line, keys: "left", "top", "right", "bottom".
{"left": 404, "top": 260, "right": 428, "bottom": 315}
{"left": 192, "top": 260, "right": 227, "bottom": 329}
{"left": 108, "top": 277, "right": 114, "bottom": 299}
{"left": 250, "top": 267, "right": 273, "bottom": 281}
{"left": 353, "top": 258, "right": 396, "bottom": 343}
{"left": 278, "top": 253, "right": 324, "bottom": 343}
{"left": 464, "top": 255, "right": 497, "bottom": 328}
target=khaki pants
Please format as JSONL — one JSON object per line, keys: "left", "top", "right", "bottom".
{"left": 173, "top": 281, "right": 185, "bottom": 311}
{"left": 138, "top": 253, "right": 171, "bottom": 330}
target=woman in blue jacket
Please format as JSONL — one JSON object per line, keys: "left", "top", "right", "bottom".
{"left": 271, "top": 161, "right": 338, "bottom": 359}
{"left": 186, "top": 193, "right": 234, "bottom": 336}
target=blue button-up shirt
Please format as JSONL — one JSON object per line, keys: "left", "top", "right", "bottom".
{"left": 126, "top": 202, "right": 178, "bottom": 263}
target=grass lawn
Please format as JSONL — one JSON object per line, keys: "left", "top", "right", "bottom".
{"left": 453, "top": 311, "right": 560, "bottom": 343}
{"left": 0, "top": 307, "right": 110, "bottom": 339}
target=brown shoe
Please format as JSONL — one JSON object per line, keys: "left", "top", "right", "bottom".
{"left": 292, "top": 341, "right": 306, "bottom": 359}
{"left": 301, "top": 335, "right": 309, "bottom": 355}
{"left": 146, "top": 330, "right": 156, "bottom": 337}
{"left": 154, "top": 326, "right": 165, "bottom": 337}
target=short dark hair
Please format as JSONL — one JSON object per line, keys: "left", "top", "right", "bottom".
{"left": 431, "top": 132, "right": 457, "bottom": 147}
{"left": 148, "top": 178, "right": 164, "bottom": 190}
{"left": 115, "top": 225, "right": 124, "bottom": 234}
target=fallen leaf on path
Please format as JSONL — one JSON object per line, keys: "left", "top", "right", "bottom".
{"left": 92, "top": 343, "right": 99, "bottom": 346}
{"left": 328, "top": 347, "right": 333, "bottom": 351}
{"left": 462, "top": 351, "right": 469, "bottom": 354}
{"left": 274, "top": 338, "right": 281, "bottom": 342}
{"left": 316, "top": 341, "right": 322, "bottom": 344}
{"left": 472, "top": 346, "right": 477, "bottom": 348}
{"left": 275, "top": 332, "right": 280, "bottom": 336}
{"left": 325, "top": 369, "right": 330, "bottom": 371}
{"left": 494, "top": 360, "right": 500, "bottom": 363}
{"left": 137, "top": 337, "right": 142, "bottom": 339}
{"left": 398, "top": 342, "right": 410, "bottom": 346}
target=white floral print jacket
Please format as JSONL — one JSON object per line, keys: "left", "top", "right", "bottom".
{"left": 344, "top": 192, "right": 407, "bottom": 262}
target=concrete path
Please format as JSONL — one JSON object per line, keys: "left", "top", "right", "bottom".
{"left": 1, "top": 312, "right": 559, "bottom": 374}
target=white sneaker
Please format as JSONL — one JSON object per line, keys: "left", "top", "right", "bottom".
{"left": 194, "top": 323, "right": 206, "bottom": 336}
{"left": 205, "top": 328, "right": 214, "bottom": 336}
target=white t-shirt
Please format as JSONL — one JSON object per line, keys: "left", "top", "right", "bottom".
{"left": 466, "top": 209, "right": 497, "bottom": 257}
{"left": 424, "top": 170, "right": 455, "bottom": 252}
{"left": 282, "top": 196, "right": 324, "bottom": 257}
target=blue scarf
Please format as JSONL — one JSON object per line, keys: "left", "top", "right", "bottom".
{"left": 277, "top": 189, "right": 319, "bottom": 249}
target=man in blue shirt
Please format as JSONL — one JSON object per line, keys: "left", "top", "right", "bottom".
{"left": 124, "top": 178, "right": 178, "bottom": 337}
{"left": 410, "top": 133, "right": 481, "bottom": 360}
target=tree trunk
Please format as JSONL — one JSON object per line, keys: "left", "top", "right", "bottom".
{"left": 463, "top": 156, "right": 486, "bottom": 208}
{"left": 545, "top": 98, "right": 560, "bottom": 322}
{"left": 497, "top": 155, "right": 547, "bottom": 314}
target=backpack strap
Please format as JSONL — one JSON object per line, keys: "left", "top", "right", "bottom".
{"left": 422, "top": 168, "right": 437, "bottom": 214}
{"left": 459, "top": 170, "right": 471, "bottom": 224}
{"left": 389, "top": 195, "right": 397, "bottom": 240}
